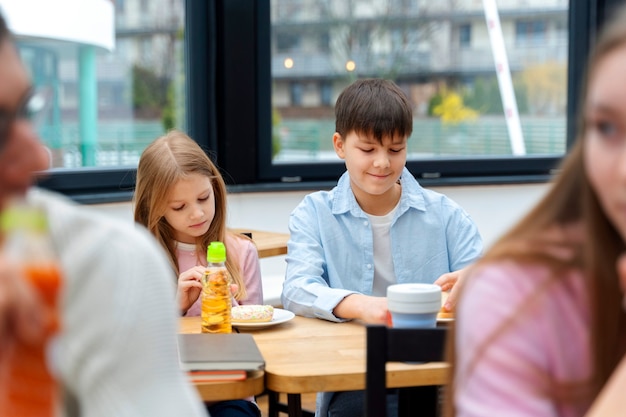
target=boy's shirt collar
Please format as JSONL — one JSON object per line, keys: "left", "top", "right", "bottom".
{"left": 331, "top": 167, "right": 426, "bottom": 216}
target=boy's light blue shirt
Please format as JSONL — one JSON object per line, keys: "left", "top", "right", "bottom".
{"left": 282, "top": 167, "right": 483, "bottom": 322}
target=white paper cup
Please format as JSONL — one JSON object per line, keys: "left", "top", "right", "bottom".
{"left": 387, "top": 283, "right": 441, "bottom": 328}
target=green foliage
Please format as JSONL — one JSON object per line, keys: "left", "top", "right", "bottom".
{"left": 427, "top": 93, "right": 443, "bottom": 117}
{"left": 462, "top": 76, "right": 529, "bottom": 115}
{"left": 463, "top": 77, "right": 502, "bottom": 114}
{"left": 132, "top": 64, "right": 168, "bottom": 114}
{"left": 272, "top": 109, "right": 282, "bottom": 157}
{"left": 162, "top": 82, "right": 176, "bottom": 130}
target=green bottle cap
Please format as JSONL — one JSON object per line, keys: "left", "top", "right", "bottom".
{"left": 207, "top": 241, "right": 226, "bottom": 263}
{"left": 0, "top": 205, "right": 47, "bottom": 233}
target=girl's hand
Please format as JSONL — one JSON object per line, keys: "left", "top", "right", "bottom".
{"left": 230, "top": 283, "right": 239, "bottom": 297}
{"left": 177, "top": 266, "right": 205, "bottom": 313}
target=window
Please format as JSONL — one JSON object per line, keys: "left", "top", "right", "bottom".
{"left": 24, "top": 0, "right": 185, "bottom": 201}
{"left": 115, "top": 0, "right": 125, "bottom": 13}
{"left": 23, "top": 0, "right": 622, "bottom": 201}
{"left": 459, "top": 24, "right": 471, "bottom": 48}
{"left": 290, "top": 82, "right": 303, "bottom": 106}
{"left": 260, "top": 1, "right": 570, "bottom": 183}
{"left": 516, "top": 20, "right": 547, "bottom": 45}
{"left": 276, "top": 33, "right": 301, "bottom": 53}
{"left": 320, "top": 81, "right": 332, "bottom": 106}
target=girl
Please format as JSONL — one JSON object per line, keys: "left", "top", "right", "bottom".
{"left": 134, "top": 130, "right": 263, "bottom": 417}
{"left": 445, "top": 5, "right": 626, "bottom": 417}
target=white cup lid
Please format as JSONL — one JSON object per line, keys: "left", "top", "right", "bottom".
{"left": 387, "top": 283, "right": 441, "bottom": 314}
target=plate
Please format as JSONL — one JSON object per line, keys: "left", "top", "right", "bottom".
{"left": 232, "top": 308, "right": 295, "bottom": 330}
{"left": 437, "top": 316, "right": 455, "bottom": 323}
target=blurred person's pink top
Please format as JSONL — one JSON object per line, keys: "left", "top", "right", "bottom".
{"left": 178, "top": 233, "right": 264, "bottom": 317}
{"left": 455, "top": 261, "right": 593, "bottom": 417}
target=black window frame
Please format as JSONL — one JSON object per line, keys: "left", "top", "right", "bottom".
{"left": 34, "top": 0, "right": 618, "bottom": 202}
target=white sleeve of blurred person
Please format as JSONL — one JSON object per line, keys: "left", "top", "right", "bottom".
{"left": 30, "top": 188, "right": 208, "bottom": 417}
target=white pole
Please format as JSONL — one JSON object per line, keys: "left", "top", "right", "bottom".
{"left": 482, "top": 0, "right": 526, "bottom": 155}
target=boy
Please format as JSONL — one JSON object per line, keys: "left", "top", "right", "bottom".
{"left": 281, "top": 78, "right": 483, "bottom": 416}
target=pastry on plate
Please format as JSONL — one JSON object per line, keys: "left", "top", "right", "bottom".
{"left": 232, "top": 305, "right": 275, "bottom": 323}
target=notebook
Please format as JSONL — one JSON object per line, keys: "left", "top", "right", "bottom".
{"left": 177, "top": 333, "right": 265, "bottom": 372}
{"left": 187, "top": 369, "right": 247, "bottom": 383}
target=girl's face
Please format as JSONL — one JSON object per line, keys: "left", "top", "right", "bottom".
{"left": 584, "top": 43, "right": 626, "bottom": 242}
{"left": 163, "top": 173, "right": 216, "bottom": 244}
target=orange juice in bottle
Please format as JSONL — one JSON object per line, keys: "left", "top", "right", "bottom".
{"left": 0, "top": 204, "right": 63, "bottom": 417}
{"left": 201, "top": 241, "right": 232, "bottom": 333}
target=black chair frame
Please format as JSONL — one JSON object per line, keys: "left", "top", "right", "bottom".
{"left": 365, "top": 325, "right": 447, "bottom": 417}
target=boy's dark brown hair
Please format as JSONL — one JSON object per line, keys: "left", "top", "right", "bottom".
{"left": 334, "top": 78, "right": 413, "bottom": 143}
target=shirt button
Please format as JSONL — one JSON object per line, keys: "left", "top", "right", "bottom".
{"left": 366, "top": 264, "right": 372, "bottom": 269}
{"left": 363, "top": 221, "right": 368, "bottom": 226}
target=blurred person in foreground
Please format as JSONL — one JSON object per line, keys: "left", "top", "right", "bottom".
{"left": 0, "top": 10, "right": 207, "bottom": 417}
{"left": 445, "top": 6, "right": 626, "bottom": 417}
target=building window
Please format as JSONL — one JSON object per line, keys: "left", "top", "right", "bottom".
{"left": 516, "top": 20, "right": 547, "bottom": 45}
{"left": 320, "top": 82, "right": 332, "bottom": 106}
{"left": 115, "top": 0, "right": 125, "bottom": 13}
{"left": 276, "top": 33, "right": 301, "bottom": 53}
{"left": 459, "top": 24, "right": 471, "bottom": 48}
{"left": 290, "top": 82, "right": 303, "bottom": 106}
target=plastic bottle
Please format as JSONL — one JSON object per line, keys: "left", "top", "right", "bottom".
{"left": 0, "top": 203, "right": 63, "bottom": 416}
{"left": 201, "top": 241, "right": 232, "bottom": 333}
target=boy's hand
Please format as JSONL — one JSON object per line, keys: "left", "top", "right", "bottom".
{"left": 333, "top": 293, "right": 388, "bottom": 324}
{"left": 434, "top": 266, "right": 470, "bottom": 312}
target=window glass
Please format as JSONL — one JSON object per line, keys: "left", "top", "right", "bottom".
{"left": 16, "top": 0, "right": 185, "bottom": 171}
{"left": 270, "top": 0, "right": 568, "bottom": 165}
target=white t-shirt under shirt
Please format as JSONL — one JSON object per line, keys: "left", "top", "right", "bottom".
{"left": 366, "top": 202, "right": 399, "bottom": 297}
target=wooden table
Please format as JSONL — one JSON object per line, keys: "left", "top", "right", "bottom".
{"left": 180, "top": 315, "right": 449, "bottom": 416}
{"left": 231, "top": 228, "right": 289, "bottom": 258}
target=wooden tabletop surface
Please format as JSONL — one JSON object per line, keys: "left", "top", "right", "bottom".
{"left": 230, "top": 228, "right": 289, "bottom": 258}
{"left": 180, "top": 314, "right": 450, "bottom": 395}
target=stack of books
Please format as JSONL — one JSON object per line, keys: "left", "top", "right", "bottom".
{"left": 177, "top": 333, "right": 265, "bottom": 383}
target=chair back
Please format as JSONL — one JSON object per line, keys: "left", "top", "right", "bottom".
{"left": 365, "top": 325, "right": 447, "bottom": 417}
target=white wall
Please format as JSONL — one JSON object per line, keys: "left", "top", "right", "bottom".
{"left": 91, "top": 182, "right": 549, "bottom": 300}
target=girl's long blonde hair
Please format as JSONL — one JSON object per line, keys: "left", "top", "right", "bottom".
{"left": 444, "top": 6, "right": 626, "bottom": 415}
{"left": 134, "top": 130, "right": 248, "bottom": 300}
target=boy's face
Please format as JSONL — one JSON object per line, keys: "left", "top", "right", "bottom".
{"left": 0, "top": 39, "right": 49, "bottom": 211}
{"left": 333, "top": 130, "right": 406, "bottom": 211}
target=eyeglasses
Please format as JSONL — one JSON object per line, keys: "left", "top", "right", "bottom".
{"left": 0, "top": 88, "right": 45, "bottom": 153}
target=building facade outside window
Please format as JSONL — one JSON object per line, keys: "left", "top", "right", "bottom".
{"left": 2, "top": 0, "right": 615, "bottom": 200}
{"left": 270, "top": 0, "right": 568, "bottom": 165}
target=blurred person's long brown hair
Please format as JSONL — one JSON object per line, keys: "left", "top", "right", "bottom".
{"left": 133, "top": 130, "right": 248, "bottom": 300}
{"left": 443, "top": 7, "right": 626, "bottom": 415}
{"left": 0, "top": 12, "right": 8, "bottom": 43}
